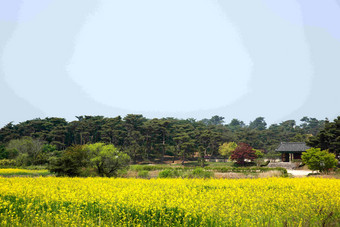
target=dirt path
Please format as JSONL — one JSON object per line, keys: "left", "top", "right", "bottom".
{"left": 287, "top": 170, "right": 313, "bottom": 176}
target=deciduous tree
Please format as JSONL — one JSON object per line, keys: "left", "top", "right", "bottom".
{"left": 218, "top": 142, "right": 237, "bottom": 162}
{"left": 230, "top": 143, "right": 256, "bottom": 166}
{"left": 85, "top": 143, "right": 130, "bottom": 177}
{"left": 48, "top": 145, "right": 89, "bottom": 176}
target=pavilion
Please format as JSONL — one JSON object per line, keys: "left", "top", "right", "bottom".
{"left": 276, "top": 142, "right": 310, "bottom": 162}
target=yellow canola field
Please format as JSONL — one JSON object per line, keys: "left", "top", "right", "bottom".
{"left": 0, "top": 177, "right": 339, "bottom": 226}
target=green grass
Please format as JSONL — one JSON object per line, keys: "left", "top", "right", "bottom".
{"left": 129, "top": 162, "right": 288, "bottom": 178}
{"left": 0, "top": 168, "right": 51, "bottom": 177}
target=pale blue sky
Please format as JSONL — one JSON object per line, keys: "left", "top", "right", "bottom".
{"left": 1, "top": 0, "right": 340, "bottom": 127}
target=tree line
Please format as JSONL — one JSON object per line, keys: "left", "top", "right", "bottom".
{"left": 0, "top": 115, "right": 328, "bottom": 166}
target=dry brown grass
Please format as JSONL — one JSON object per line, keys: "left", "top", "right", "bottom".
{"left": 148, "top": 171, "right": 160, "bottom": 178}
{"left": 126, "top": 170, "right": 161, "bottom": 178}
{"left": 308, "top": 174, "right": 340, "bottom": 179}
{"left": 214, "top": 172, "right": 248, "bottom": 179}
{"left": 258, "top": 170, "right": 282, "bottom": 178}
{"left": 214, "top": 171, "right": 283, "bottom": 179}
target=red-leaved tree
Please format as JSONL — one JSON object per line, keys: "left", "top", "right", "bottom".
{"left": 230, "top": 143, "right": 257, "bottom": 166}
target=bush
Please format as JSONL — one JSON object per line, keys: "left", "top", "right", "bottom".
{"left": 6, "top": 137, "right": 46, "bottom": 165}
{"left": 49, "top": 143, "right": 131, "bottom": 177}
{"left": 302, "top": 148, "right": 337, "bottom": 173}
{"left": 158, "top": 169, "right": 181, "bottom": 178}
{"left": 254, "top": 158, "right": 264, "bottom": 167}
{"left": 138, "top": 170, "right": 150, "bottom": 178}
{"left": 189, "top": 167, "right": 213, "bottom": 178}
{"left": 131, "top": 165, "right": 170, "bottom": 172}
{"left": 0, "top": 159, "right": 17, "bottom": 168}
{"left": 16, "top": 153, "right": 31, "bottom": 166}
{"left": 116, "top": 169, "right": 128, "bottom": 177}
{"left": 48, "top": 145, "right": 89, "bottom": 177}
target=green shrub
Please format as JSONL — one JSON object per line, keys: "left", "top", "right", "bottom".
{"left": 158, "top": 169, "right": 173, "bottom": 178}
{"left": 192, "top": 167, "right": 204, "bottom": 175}
{"left": 117, "top": 169, "right": 128, "bottom": 177}
{"left": 0, "top": 159, "right": 17, "bottom": 167}
{"left": 130, "top": 165, "right": 171, "bottom": 172}
{"left": 16, "top": 153, "right": 31, "bottom": 166}
{"left": 189, "top": 167, "right": 213, "bottom": 178}
{"left": 205, "top": 166, "right": 287, "bottom": 177}
{"left": 158, "top": 169, "right": 181, "bottom": 178}
{"left": 302, "top": 148, "right": 337, "bottom": 173}
{"left": 138, "top": 170, "right": 150, "bottom": 178}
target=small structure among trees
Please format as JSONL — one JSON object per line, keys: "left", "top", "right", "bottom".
{"left": 276, "top": 142, "right": 310, "bottom": 162}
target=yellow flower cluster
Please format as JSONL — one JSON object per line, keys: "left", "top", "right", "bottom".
{"left": 0, "top": 168, "right": 49, "bottom": 175}
{"left": 0, "top": 177, "right": 339, "bottom": 226}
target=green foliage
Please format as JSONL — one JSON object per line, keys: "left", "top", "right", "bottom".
{"left": 130, "top": 165, "right": 172, "bottom": 171}
{"left": 227, "top": 119, "right": 245, "bottom": 131}
{"left": 254, "top": 149, "right": 264, "bottom": 159}
{"left": 300, "top": 117, "right": 325, "bottom": 136}
{"left": 16, "top": 153, "right": 31, "bottom": 166}
{"left": 218, "top": 142, "right": 237, "bottom": 161}
{"left": 42, "top": 144, "right": 57, "bottom": 153}
{"left": 158, "top": 169, "right": 181, "bottom": 178}
{"left": 249, "top": 117, "right": 267, "bottom": 130}
{"left": 137, "top": 170, "right": 150, "bottom": 178}
{"left": 189, "top": 167, "right": 213, "bottom": 178}
{"left": 302, "top": 148, "right": 337, "bottom": 173}
{"left": 0, "top": 159, "right": 17, "bottom": 167}
{"left": 0, "top": 115, "right": 329, "bottom": 166}
{"left": 308, "top": 117, "right": 340, "bottom": 157}
{"left": 0, "top": 145, "right": 8, "bottom": 159}
{"left": 173, "top": 123, "right": 197, "bottom": 165}
{"left": 85, "top": 143, "right": 130, "bottom": 177}
{"left": 116, "top": 168, "right": 128, "bottom": 177}
{"left": 205, "top": 166, "right": 288, "bottom": 177}
{"left": 49, "top": 143, "right": 131, "bottom": 177}
{"left": 254, "top": 158, "right": 264, "bottom": 167}
{"left": 6, "top": 137, "right": 46, "bottom": 165}
{"left": 264, "top": 151, "right": 281, "bottom": 161}
{"left": 200, "top": 116, "right": 225, "bottom": 126}
{"left": 158, "top": 167, "right": 212, "bottom": 178}
{"left": 254, "top": 149, "right": 265, "bottom": 166}
{"left": 123, "top": 114, "right": 146, "bottom": 163}
{"left": 48, "top": 145, "right": 89, "bottom": 177}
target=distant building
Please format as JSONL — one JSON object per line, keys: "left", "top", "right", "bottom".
{"left": 276, "top": 142, "right": 310, "bottom": 162}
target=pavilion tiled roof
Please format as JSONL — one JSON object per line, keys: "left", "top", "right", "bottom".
{"left": 276, "top": 142, "right": 310, "bottom": 152}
